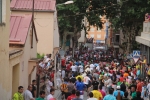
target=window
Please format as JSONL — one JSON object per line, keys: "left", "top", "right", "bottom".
{"left": 90, "top": 27, "right": 95, "bottom": 32}
{"left": 97, "top": 34, "right": 101, "bottom": 38}
{"left": 115, "top": 34, "right": 120, "bottom": 43}
{"left": 0, "top": 0, "right": 2, "bottom": 23}
{"left": 90, "top": 34, "right": 94, "bottom": 38}
{"left": 97, "top": 27, "right": 101, "bottom": 32}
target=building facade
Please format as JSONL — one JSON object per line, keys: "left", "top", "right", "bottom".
{"left": 136, "top": 22, "right": 150, "bottom": 63}
{"left": 86, "top": 16, "right": 112, "bottom": 50}
{"left": 0, "top": 0, "right": 11, "bottom": 99}
{"left": 9, "top": 14, "right": 38, "bottom": 95}
{"left": 10, "top": 0, "right": 59, "bottom": 56}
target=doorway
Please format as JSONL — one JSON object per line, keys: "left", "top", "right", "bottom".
{"left": 12, "top": 64, "right": 20, "bottom": 95}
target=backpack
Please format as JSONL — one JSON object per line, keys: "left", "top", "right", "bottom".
{"left": 61, "top": 83, "right": 68, "bottom": 92}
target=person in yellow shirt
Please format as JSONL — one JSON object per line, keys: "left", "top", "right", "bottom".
{"left": 92, "top": 85, "right": 103, "bottom": 100}
{"left": 13, "top": 86, "right": 24, "bottom": 100}
{"left": 76, "top": 73, "right": 83, "bottom": 81}
{"left": 140, "top": 55, "right": 147, "bottom": 64}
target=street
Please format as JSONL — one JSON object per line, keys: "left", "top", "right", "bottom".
{"left": 54, "top": 90, "right": 88, "bottom": 100}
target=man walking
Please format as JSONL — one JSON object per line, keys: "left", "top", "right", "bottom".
{"left": 31, "top": 80, "right": 37, "bottom": 98}
{"left": 76, "top": 77, "right": 86, "bottom": 99}
{"left": 13, "top": 86, "right": 24, "bottom": 100}
{"left": 36, "top": 91, "right": 45, "bottom": 100}
{"left": 24, "top": 85, "right": 34, "bottom": 100}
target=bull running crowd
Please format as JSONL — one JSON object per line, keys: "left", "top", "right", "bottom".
{"left": 54, "top": 47, "right": 150, "bottom": 100}
{"left": 12, "top": 46, "right": 150, "bottom": 100}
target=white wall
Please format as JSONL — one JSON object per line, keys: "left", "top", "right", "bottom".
{"left": 19, "top": 26, "right": 37, "bottom": 90}
{"left": 0, "top": 0, "right": 11, "bottom": 99}
{"left": 11, "top": 11, "right": 54, "bottom": 55}
{"left": 53, "top": 8, "right": 60, "bottom": 48}
{"left": 78, "top": 29, "right": 85, "bottom": 42}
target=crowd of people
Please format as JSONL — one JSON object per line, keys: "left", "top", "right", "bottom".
{"left": 55, "top": 46, "right": 150, "bottom": 100}
{"left": 12, "top": 46, "right": 150, "bottom": 100}
{"left": 12, "top": 54, "right": 56, "bottom": 100}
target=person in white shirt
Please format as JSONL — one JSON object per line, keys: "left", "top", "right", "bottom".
{"left": 39, "top": 61, "right": 45, "bottom": 68}
{"left": 23, "top": 85, "right": 34, "bottom": 100}
{"left": 85, "top": 66, "right": 91, "bottom": 73}
{"left": 87, "top": 92, "right": 97, "bottom": 100}
{"left": 96, "top": 65, "right": 100, "bottom": 72}
{"left": 45, "top": 78, "right": 53, "bottom": 96}
{"left": 104, "top": 76, "right": 112, "bottom": 93}
{"left": 56, "top": 70, "right": 62, "bottom": 89}
{"left": 71, "top": 63, "right": 77, "bottom": 73}
{"left": 79, "top": 63, "right": 84, "bottom": 73}
{"left": 84, "top": 75, "right": 91, "bottom": 85}
{"left": 83, "top": 74, "right": 91, "bottom": 93}
{"left": 90, "top": 63, "right": 95, "bottom": 71}
{"left": 82, "top": 72, "right": 87, "bottom": 78}
{"left": 47, "top": 88, "right": 55, "bottom": 100}
{"left": 62, "top": 69, "right": 66, "bottom": 79}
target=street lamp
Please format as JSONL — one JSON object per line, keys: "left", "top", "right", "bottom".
{"left": 56, "top": 0, "right": 74, "bottom": 6}
{"left": 64, "top": 1, "right": 74, "bottom": 4}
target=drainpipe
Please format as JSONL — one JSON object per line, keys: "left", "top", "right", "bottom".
{"left": 31, "top": 0, "right": 34, "bottom": 48}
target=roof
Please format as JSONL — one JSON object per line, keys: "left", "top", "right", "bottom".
{"left": 10, "top": 14, "right": 38, "bottom": 45}
{"left": 9, "top": 49, "right": 23, "bottom": 59}
{"left": 10, "top": 0, "right": 56, "bottom": 11}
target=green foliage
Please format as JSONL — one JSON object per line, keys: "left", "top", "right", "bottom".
{"left": 57, "top": 0, "right": 150, "bottom": 51}
{"left": 113, "top": 0, "right": 150, "bottom": 51}
{"left": 57, "top": 0, "right": 89, "bottom": 34}
{"left": 37, "top": 53, "right": 45, "bottom": 59}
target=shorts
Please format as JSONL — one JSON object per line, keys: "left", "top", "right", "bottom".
{"left": 56, "top": 79, "right": 62, "bottom": 86}
{"left": 85, "top": 84, "right": 90, "bottom": 88}
{"left": 61, "top": 91, "right": 71, "bottom": 99}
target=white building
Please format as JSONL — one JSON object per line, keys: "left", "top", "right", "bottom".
{"left": 136, "top": 22, "right": 150, "bottom": 63}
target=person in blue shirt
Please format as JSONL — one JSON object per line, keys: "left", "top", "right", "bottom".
{"left": 113, "top": 86, "right": 124, "bottom": 98}
{"left": 104, "top": 88, "right": 116, "bottom": 100}
{"left": 76, "top": 77, "right": 86, "bottom": 91}
{"left": 76, "top": 77, "right": 86, "bottom": 99}
{"left": 75, "top": 60, "right": 79, "bottom": 66}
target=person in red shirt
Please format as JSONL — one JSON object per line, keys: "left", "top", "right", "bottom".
{"left": 119, "top": 74, "right": 124, "bottom": 82}
{"left": 50, "top": 70, "right": 54, "bottom": 78}
{"left": 50, "top": 70, "right": 55, "bottom": 86}
{"left": 61, "top": 58, "right": 66, "bottom": 69}
{"left": 66, "top": 62, "right": 71, "bottom": 74}
{"left": 67, "top": 89, "right": 76, "bottom": 100}
{"left": 136, "top": 78, "right": 142, "bottom": 92}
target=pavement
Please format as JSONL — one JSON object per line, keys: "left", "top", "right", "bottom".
{"left": 53, "top": 72, "right": 88, "bottom": 100}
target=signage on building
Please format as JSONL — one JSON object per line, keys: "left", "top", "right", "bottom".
{"left": 132, "top": 50, "right": 140, "bottom": 63}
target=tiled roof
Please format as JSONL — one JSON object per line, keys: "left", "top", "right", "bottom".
{"left": 10, "top": 0, "right": 56, "bottom": 11}
{"left": 10, "top": 14, "right": 32, "bottom": 45}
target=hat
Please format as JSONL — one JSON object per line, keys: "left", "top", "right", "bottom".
{"left": 116, "top": 86, "right": 120, "bottom": 89}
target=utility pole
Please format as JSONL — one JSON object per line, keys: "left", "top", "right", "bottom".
{"left": 31, "top": 0, "right": 34, "bottom": 48}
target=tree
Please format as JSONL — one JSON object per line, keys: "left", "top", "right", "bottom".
{"left": 57, "top": 0, "right": 119, "bottom": 50}
{"left": 57, "top": 0, "right": 150, "bottom": 52}
{"left": 57, "top": 0, "right": 88, "bottom": 49}
{"left": 110, "top": 0, "right": 150, "bottom": 52}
